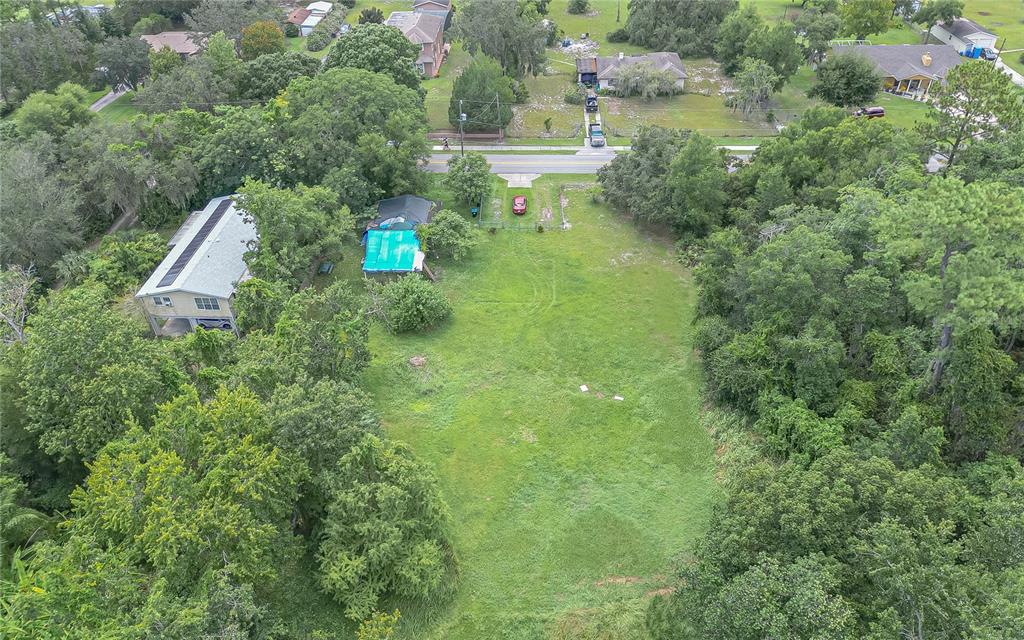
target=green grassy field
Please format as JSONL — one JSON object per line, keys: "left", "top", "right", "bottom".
{"left": 97, "top": 92, "right": 142, "bottom": 122}
{"left": 343, "top": 175, "right": 716, "bottom": 639}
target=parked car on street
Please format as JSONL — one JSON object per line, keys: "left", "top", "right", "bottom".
{"left": 512, "top": 195, "right": 527, "bottom": 216}
{"left": 854, "top": 106, "right": 885, "bottom": 118}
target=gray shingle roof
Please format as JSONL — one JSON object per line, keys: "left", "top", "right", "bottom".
{"left": 939, "top": 18, "right": 994, "bottom": 39}
{"left": 594, "top": 52, "right": 687, "bottom": 80}
{"left": 136, "top": 196, "right": 256, "bottom": 300}
{"left": 385, "top": 11, "right": 443, "bottom": 45}
{"left": 831, "top": 44, "right": 965, "bottom": 80}
{"left": 372, "top": 195, "right": 435, "bottom": 228}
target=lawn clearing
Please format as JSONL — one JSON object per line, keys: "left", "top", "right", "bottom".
{"left": 963, "top": 0, "right": 1024, "bottom": 75}
{"left": 357, "top": 174, "right": 715, "bottom": 639}
{"left": 97, "top": 91, "right": 141, "bottom": 122}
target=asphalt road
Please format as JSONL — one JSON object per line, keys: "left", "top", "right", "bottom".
{"left": 426, "top": 152, "right": 618, "bottom": 174}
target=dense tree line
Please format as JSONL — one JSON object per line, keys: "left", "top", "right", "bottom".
{"left": 599, "top": 67, "right": 1024, "bottom": 636}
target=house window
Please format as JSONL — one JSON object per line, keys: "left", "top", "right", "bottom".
{"left": 194, "top": 297, "right": 220, "bottom": 311}
{"left": 152, "top": 295, "right": 173, "bottom": 307}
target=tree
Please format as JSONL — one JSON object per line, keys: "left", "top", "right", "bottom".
{"left": 666, "top": 132, "right": 729, "bottom": 236}
{"left": 453, "top": 0, "right": 548, "bottom": 77}
{"left": 809, "top": 52, "right": 882, "bottom": 106}
{"left": 114, "top": 0, "right": 201, "bottom": 31}
{"left": 444, "top": 152, "right": 492, "bottom": 205}
{"left": 418, "top": 210, "right": 480, "bottom": 261}
{"left": 133, "top": 57, "right": 236, "bottom": 113}
{"left": 743, "top": 23, "right": 803, "bottom": 89}
{"left": 95, "top": 35, "right": 151, "bottom": 90}
{"left": 872, "top": 177, "right": 1024, "bottom": 409}
{"left": 238, "top": 50, "right": 320, "bottom": 100}
{"left": 358, "top": 610, "right": 401, "bottom": 640}
{"left": 12, "top": 82, "right": 94, "bottom": 139}
{"left": 568, "top": 0, "right": 590, "bottom": 14}
{"left": 368, "top": 276, "right": 452, "bottom": 333}
{"left": 731, "top": 57, "right": 780, "bottom": 115}
{"left": 317, "top": 434, "right": 453, "bottom": 620}
{"left": 919, "top": 61, "right": 1024, "bottom": 170}
{"left": 324, "top": 23, "right": 421, "bottom": 90}
{"left": 283, "top": 67, "right": 429, "bottom": 195}
{"left": 0, "top": 145, "right": 82, "bottom": 274}
{"left": 237, "top": 180, "right": 354, "bottom": 287}
{"left": 19, "top": 284, "right": 183, "bottom": 465}
{"left": 240, "top": 20, "right": 285, "bottom": 61}
{"left": 148, "top": 45, "right": 184, "bottom": 78}
{"left": 796, "top": 9, "right": 843, "bottom": 64}
{"left": 840, "top": 0, "right": 892, "bottom": 39}
{"left": 715, "top": 5, "right": 763, "bottom": 75}
{"left": 913, "top": 0, "right": 964, "bottom": 43}
{"left": 625, "top": 0, "right": 738, "bottom": 57}
{"left": 185, "top": 0, "right": 280, "bottom": 43}
{"left": 232, "top": 277, "right": 289, "bottom": 333}
{"left": 0, "top": 21, "right": 94, "bottom": 106}
{"left": 598, "top": 126, "right": 690, "bottom": 226}
{"left": 129, "top": 12, "right": 172, "bottom": 35}
{"left": 0, "top": 266, "right": 37, "bottom": 346}
{"left": 448, "top": 55, "right": 515, "bottom": 131}
{"left": 609, "top": 60, "right": 683, "bottom": 99}
{"left": 358, "top": 7, "right": 384, "bottom": 24}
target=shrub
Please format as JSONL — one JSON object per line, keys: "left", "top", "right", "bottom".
{"left": 511, "top": 79, "right": 530, "bottom": 103}
{"left": 568, "top": 0, "right": 590, "bottom": 14}
{"left": 284, "top": 22, "right": 299, "bottom": 37}
{"left": 339, "top": 0, "right": 356, "bottom": 7}
{"left": 607, "top": 27, "right": 629, "bottom": 43}
{"left": 370, "top": 276, "right": 452, "bottom": 333}
{"left": 564, "top": 83, "right": 585, "bottom": 105}
{"left": 418, "top": 210, "right": 479, "bottom": 261}
{"left": 358, "top": 7, "right": 384, "bottom": 24}
{"left": 306, "top": 7, "right": 348, "bottom": 52}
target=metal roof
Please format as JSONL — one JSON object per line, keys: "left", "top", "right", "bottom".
{"left": 136, "top": 196, "right": 257, "bottom": 300}
{"left": 363, "top": 229, "right": 424, "bottom": 272}
{"left": 938, "top": 18, "right": 995, "bottom": 39}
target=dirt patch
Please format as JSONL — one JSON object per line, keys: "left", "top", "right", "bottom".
{"left": 518, "top": 428, "right": 537, "bottom": 444}
{"left": 977, "top": 11, "right": 990, "bottom": 15}
{"left": 540, "top": 206, "right": 553, "bottom": 221}
{"left": 409, "top": 356, "right": 427, "bottom": 368}
{"left": 594, "top": 576, "right": 642, "bottom": 587}
{"left": 645, "top": 587, "right": 675, "bottom": 597}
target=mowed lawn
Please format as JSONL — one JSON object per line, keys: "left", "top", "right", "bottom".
{"left": 361, "top": 177, "right": 716, "bottom": 639}
{"left": 963, "top": 0, "right": 1024, "bottom": 74}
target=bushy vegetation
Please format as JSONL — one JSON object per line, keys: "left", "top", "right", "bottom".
{"left": 598, "top": 92, "right": 1024, "bottom": 639}
{"left": 369, "top": 276, "right": 453, "bottom": 333}
{"left": 419, "top": 210, "right": 480, "bottom": 261}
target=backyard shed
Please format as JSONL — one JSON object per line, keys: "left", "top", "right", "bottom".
{"left": 363, "top": 229, "right": 425, "bottom": 273}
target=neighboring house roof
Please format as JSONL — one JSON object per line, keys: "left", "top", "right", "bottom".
{"left": 137, "top": 196, "right": 257, "bottom": 300}
{"left": 937, "top": 18, "right": 995, "bottom": 39}
{"left": 140, "top": 31, "right": 204, "bottom": 56}
{"left": 832, "top": 44, "right": 964, "bottom": 80}
{"left": 302, "top": 14, "right": 323, "bottom": 29}
{"left": 385, "top": 11, "right": 444, "bottom": 46}
{"left": 287, "top": 8, "right": 312, "bottom": 24}
{"left": 372, "top": 195, "right": 435, "bottom": 228}
{"left": 576, "top": 57, "right": 597, "bottom": 74}
{"left": 306, "top": 1, "right": 333, "bottom": 15}
{"left": 594, "top": 52, "right": 687, "bottom": 80}
{"left": 413, "top": 0, "right": 451, "bottom": 8}
{"left": 363, "top": 229, "right": 425, "bottom": 273}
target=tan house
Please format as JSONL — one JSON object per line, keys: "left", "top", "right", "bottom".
{"left": 831, "top": 44, "right": 965, "bottom": 98}
{"left": 577, "top": 52, "right": 687, "bottom": 92}
{"left": 385, "top": 11, "right": 446, "bottom": 77}
{"left": 140, "top": 31, "right": 205, "bottom": 59}
{"left": 136, "top": 196, "right": 256, "bottom": 336}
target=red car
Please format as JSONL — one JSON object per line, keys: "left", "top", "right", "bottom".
{"left": 512, "top": 195, "right": 527, "bottom": 216}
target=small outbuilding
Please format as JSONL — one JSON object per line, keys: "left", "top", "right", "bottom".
{"left": 930, "top": 18, "right": 997, "bottom": 54}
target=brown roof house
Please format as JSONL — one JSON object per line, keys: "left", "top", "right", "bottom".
{"left": 140, "top": 31, "right": 205, "bottom": 59}
{"left": 286, "top": 7, "right": 311, "bottom": 26}
{"left": 413, "top": 0, "right": 452, "bottom": 27}
{"left": 831, "top": 44, "right": 965, "bottom": 98}
{"left": 385, "top": 11, "right": 446, "bottom": 77}
{"left": 576, "top": 52, "right": 687, "bottom": 92}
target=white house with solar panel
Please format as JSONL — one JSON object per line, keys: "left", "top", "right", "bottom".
{"left": 136, "top": 195, "right": 256, "bottom": 336}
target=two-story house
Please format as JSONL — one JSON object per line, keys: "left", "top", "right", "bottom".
{"left": 385, "top": 11, "right": 446, "bottom": 77}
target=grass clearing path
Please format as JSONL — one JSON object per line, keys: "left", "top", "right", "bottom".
{"left": 362, "top": 177, "right": 716, "bottom": 639}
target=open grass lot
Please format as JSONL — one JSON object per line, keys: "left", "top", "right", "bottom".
{"left": 424, "top": 43, "right": 472, "bottom": 130}
{"left": 97, "top": 91, "right": 142, "bottom": 122}
{"left": 353, "top": 175, "right": 715, "bottom": 639}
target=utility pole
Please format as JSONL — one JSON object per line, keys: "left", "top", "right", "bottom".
{"left": 458, "top": 99, "right": 466, "bottom": 156}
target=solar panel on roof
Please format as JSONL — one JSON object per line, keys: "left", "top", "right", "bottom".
{"left": 156, "top": 199, "right": 233, "bottom": 288}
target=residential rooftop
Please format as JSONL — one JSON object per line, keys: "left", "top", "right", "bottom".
{"left": 831, "top": 44, "right": 965, "bottom": 80}
{"left": 385, "top": 10, "right": 444, "bottom": 45}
